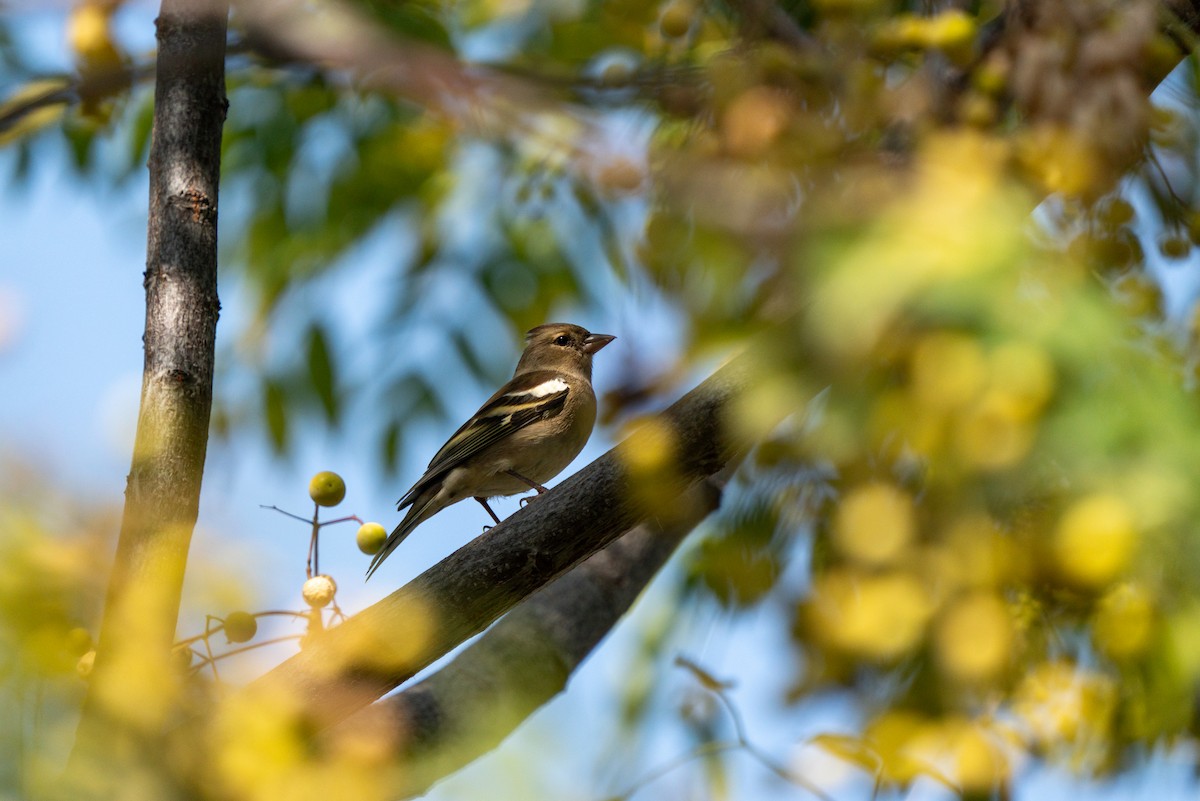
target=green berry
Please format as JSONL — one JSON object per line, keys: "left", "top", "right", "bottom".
{"left": 65, "top": 626, "right": 94, "bottom": 657}
{"left": 356, "top": 522, "right": 387, "bottom": 555}
{"left": 224, "top": 611, "right": 258, "bottom": 644}
{"left": 308, "top": 471, "right": 346, "bottom": 507}
{"left": 172, "top": 646, "right": 195, "bottom": 671}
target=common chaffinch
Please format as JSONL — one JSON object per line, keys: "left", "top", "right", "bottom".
{"left": 366, "top": 323, "right": 615, "bottom": 578}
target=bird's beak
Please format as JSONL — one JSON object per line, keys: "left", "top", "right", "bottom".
{"left": 582, "top": 333, "right": 616, "bottom": 354}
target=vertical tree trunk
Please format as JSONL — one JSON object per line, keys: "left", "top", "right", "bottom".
{"left": 70, "top": 0, "right": 228, "bottom": 790}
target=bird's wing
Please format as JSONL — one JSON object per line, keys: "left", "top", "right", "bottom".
{"left": 396, "top": 370, "right": 570, "bottom": 509}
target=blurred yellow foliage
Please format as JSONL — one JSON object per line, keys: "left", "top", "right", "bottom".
{"left": 807, "top": 568, "right": 931, "bottom": 660}
{"left": 1013, "top": 660, "right": 1116, "bottom": 769}
{"left": 939, "top": 513, "right": 1022, "bottom": 590}
{"left": 934, "top": 592, "right": 1014, "bottom": 683}
{"left": 910, "top": 332, "right": 987, "bottom": 413}
{"left": 832, "top": 482, "right": 915, "bottom": 566}
{"left": 721, "top": 86, "right": 792, "bottom": 159}
{"left": 865, "top": 709, "right": 933, "bottom": 785}
{"left": 954, "top": 389, "right": 1035, "bottom": 469}
{"left": 811, "top": 131, "right": 1030, "bottom": 357}
{"left": 328, "top": 592, "right": 436, "bottom": 675}
{"left": 1092, "top": 583, "right": 1155, "bottom": 660}
{"left": 988, "top": 341, "right": 1056, "bottom": 417}
{"left": 872, "top": 332, "right": 1055, "bottom": 473}
{"left": 1016, "top": 125, "right": 1101, "bottom": 196}
{"left": 618, "top": 415, "right": 688, "bottom": 515}
{"left": 864, "top": 710, "right": 1011, "bottom": 791}
{"left": 67, "top": 2, "right": 122, "bottom": 70}
{"left": 210, "top": 686, "right": 395, "bottom": 801}
{"left": 1051, "top": 494, "right": 1137, "bottom": 589}
{"left": 906, "top": 716, "right": 1010, "bottom": 793}
{"left": 729, "top": 367, "right": 810, "bottom": 447}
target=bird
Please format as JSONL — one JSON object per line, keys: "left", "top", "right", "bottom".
{"left": 366, "top": 323, "right": 615, "bottom": 579}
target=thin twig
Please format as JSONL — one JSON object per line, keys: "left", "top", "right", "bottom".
{"left": 317, "top": 514, "right": 363, "bottom": 529}
{"left": 191, "top": 635, "right": 306, "bottom": 670}
{"left": 260, "top": 504, "right": 314, "bottom": 524}
{"left": 610, "top": 658, "right": 836, "bottom": 801}
{"left": 175, "top": 609, "right": 311, "bottom": 647}
{"left": 308, "top": 502, "right": 319, "bottom": 577}
{"left": 1147, "top": 148, "right": 1190, "bottom": 209}
{"left": 613, "top": 741, "right": 744, "bottom": 799}
{"left": 202, "top": 615, "right": 221, "bottom": 683}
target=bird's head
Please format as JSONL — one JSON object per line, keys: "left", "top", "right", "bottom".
{"left": 517, "top": 323, "right": 615, "bottom": 378}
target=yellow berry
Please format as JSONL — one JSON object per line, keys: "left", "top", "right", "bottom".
{"left": 659, "top": 2, "right": 695, "bottom": 39}
{"left": 356, "top": 522, "right": 387, "bottom": 555}
{"left": 308, "top": 470, "right": 346, "bottom": 507}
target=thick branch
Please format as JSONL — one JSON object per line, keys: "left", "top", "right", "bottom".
{"left": 70, "top": 0, "right": 227, "bottom": 785}
{"left": 236, "top": 355, "right": 756, "bottom": 731}
{"left": 328, "top": 480, "right": 723, "bottom": 799}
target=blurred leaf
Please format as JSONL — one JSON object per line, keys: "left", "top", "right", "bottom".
{"left": 0, "top": 78, "right": 70, "bottom": 147}
{"left": 675, "top": 655, "right": 734, "bottom": 691}
{"left": 124, "top": 90, "right": 155, "bottom": 173}
{"left": 380, "top": 419, "right": 401, "bottom": 473}
{"left": 450, "top": 327, "right": 500, "bottom": 386}
{"left": 63, "top": 116, "right": 98, "bottom": 171}
{"left": 688, "top": 501, "right": 784, "bottom": 607}
{"left": 362, "top": 0, "right": 452, "bottom": 49}
{"left": 283, "top": 77, "right": 338, "bottom": 124}
{"left": 809, "top": 733, "right": 883, "bottom": 775}
{"left": 262, "top": 377, "right": 289, "bottom": 453}
{"left": 305, "top": 324, "right": 338, "bottom": 424}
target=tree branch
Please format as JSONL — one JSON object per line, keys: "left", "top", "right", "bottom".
{"left": 69, "top": 0, "right": 228, "bottom": 786}
{"left": 327, "top": 479, "right": 723, "bottom": 799}
{"left": 233, "top": 355, "right": 758, "bottom": 732}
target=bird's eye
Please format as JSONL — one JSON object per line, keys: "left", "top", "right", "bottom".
{"left": 554, "top": 334, "right": 572, "bottom": 346}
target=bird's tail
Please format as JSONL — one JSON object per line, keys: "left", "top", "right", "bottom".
{"left": 365, "top": 493, "right": 439, "bottom": 580}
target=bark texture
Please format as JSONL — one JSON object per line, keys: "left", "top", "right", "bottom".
{"left": 70, "top": 0, "right": 228, "bottom": 789}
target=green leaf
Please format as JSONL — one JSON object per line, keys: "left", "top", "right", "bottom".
{"left": 124, "top": 91, "right": 154, "bottom": 174}
{"left": 362, "top": 0, "right": 451, "bottom": 49}
{"left": 380, "top": 419, "right": 402, "bottom": 473}
{"left": 263, "top": 377, "right": 289, "bottom": 453}
{"left": 306, "top": 324, "right": 338, "bottom": 423}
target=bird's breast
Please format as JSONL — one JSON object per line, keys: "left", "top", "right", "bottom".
{"left": 457, "top": 381, "right": 597, "bottom": 499}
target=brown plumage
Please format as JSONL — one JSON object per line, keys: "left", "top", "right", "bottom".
{"left": 367, "top": 323, "right": 615, "bottom": 579}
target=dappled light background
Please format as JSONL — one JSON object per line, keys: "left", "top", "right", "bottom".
{"left": 7, "top": 0, "right": 1200, "bottom": 799}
